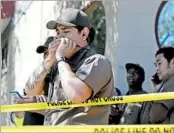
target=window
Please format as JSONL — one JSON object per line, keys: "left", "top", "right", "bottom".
{"left": 155, "top": 1, "right": 174, "bottom": 47}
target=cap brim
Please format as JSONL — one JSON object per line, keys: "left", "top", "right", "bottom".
{"left": 46, "top": 19, "right": 76, "bottom": 29}
{"left": 125, "top": 63, "right": 139, "bottom": 71}
{"left": 36, "top": 46, "right": 47, "bottom": 54}
{"left": 125, "top": 63, "right": 144, "bottom": 74}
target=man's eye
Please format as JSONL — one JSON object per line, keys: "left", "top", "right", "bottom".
{"left": 64, "top": 31, "right": 69, "bottom": 33}
{"left": 158, "top": 63, "right": 161, "bottom": 66}
{"left": 133, "top": 72, "right": 138, "bottom": 76}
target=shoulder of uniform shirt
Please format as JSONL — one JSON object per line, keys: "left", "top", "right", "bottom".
{"left": 87, "top": 54, "right": 111, "bottom": 64}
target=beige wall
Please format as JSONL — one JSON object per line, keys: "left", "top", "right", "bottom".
{"left": 116, "top": 0, "right": 161, "bottom": 93}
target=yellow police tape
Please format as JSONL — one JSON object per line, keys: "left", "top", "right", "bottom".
{"left": 1, "top": 125, "right": 174, "bottom": 133}
{"left": 2, "top": 92, "right": 174, "bottom": 112}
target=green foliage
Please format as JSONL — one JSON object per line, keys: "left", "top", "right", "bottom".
{"left": 89, "top": 4, "right": 106, "bottom": 55}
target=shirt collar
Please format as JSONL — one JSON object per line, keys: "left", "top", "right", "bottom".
{"left": 126, "top": 88, "right": 143, "bottom": 95}
{"left": 66, "top": 45, "right": 90, "bottom": 67}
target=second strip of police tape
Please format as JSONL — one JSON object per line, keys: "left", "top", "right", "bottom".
{"left": 2, "top": 125, "right": 174, "bottom": 133}
{"left": 1, "top": 92, "right": 174, "bottom": 112}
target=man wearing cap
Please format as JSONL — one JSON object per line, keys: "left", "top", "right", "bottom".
{"left": 36, "top": 36, "right": 54, "bottom": 59}
{"left": 17, "top": 8, "right": 114, "bottom": 125}
{"left": 119, "top": 63, "right": 147, "bottom": 124}
{"left": 20, "top": 37, "right": 56, "bottom": 125}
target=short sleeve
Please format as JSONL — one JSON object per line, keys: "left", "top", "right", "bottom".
{"left": 156, "top": 100, "right": 174, "bottom": 111}
{"left": 76, "top": 54, "right": 112, "bottom": 96}
{"left": 155, "top": 97, "right": 174, "bottom": 111}
{"left": 155, "top": 82, "right": 174, "bottom": 110}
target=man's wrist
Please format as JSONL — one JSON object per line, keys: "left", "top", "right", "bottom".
{"left": 56, "top": 56, "right": 67, "bottom": 64}
{"left": 56, "top": 56, "right": 72, "bottom": 75}
{"left": 43, "top": 58, "right": 55, "bottom": 71}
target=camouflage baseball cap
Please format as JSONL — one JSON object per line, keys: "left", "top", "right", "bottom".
{"left": 46, "top": 8, "right": 91, "bottom": 29}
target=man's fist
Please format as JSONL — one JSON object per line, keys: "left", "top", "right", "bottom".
{"left": 16, "top": 95, "right": 36, "bottom": 104}
{"left": 56, "top": 38, "right": 77, "bottom": 58}
{"left": 47, "top": 39, "right": 61, "bottom": 64}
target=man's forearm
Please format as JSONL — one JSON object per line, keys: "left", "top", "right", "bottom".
{"left": 58, "top": 61, "right": 76, "bottom": 100}
{"left": 24, "top": 59, "right": 54, "bottom": 95}
{"left": 58, "top": 61, "right": 92, "bottom": 103}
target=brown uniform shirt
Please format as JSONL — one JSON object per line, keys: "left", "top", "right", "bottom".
{"left": 140, "top": 75, "right": 174, "bottom": 124}
{"left": 152, "top": 75, "right": 174, "bottom": 124}
{"left": 43, "top": 45, "right": 114, "bottom": 125}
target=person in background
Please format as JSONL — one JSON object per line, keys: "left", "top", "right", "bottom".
{"left": 14, "top": 37, "right": 55, "bottom": 125}
{"left": 140, "top": 47, "right": 174, "bottom": 124}
{"left": 119, "top": 63, "right": 147, "bottom": 124}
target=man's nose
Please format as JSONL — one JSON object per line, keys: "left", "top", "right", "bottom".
{"left": 156, "top": 65, "right": 159, "bottom": 72}
{"left": 127, "top": 73, "right": 133, "bottom": 77}
{"left": 57, "top": 33, "right": 65, "bottom": 38}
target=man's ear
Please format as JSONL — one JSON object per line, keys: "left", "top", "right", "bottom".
{"left": 169, "top": 57, "right": 174, "bottom": 68}
{"left": 81, "top": 27, "right": 89, "bottom": 41}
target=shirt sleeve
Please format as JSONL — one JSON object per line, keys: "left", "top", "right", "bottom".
{"left": 76, "top": 54, "right": 113, "bottom": 97}
{"left": 155, "top": 89, "right": 174, "bottom": 111}
{"left": 157, "top": 100, "right": 174, "bottom": 111}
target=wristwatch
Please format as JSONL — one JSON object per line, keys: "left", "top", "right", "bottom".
{"left": 56, "top": 56, "right": 66, "bottom": 64}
